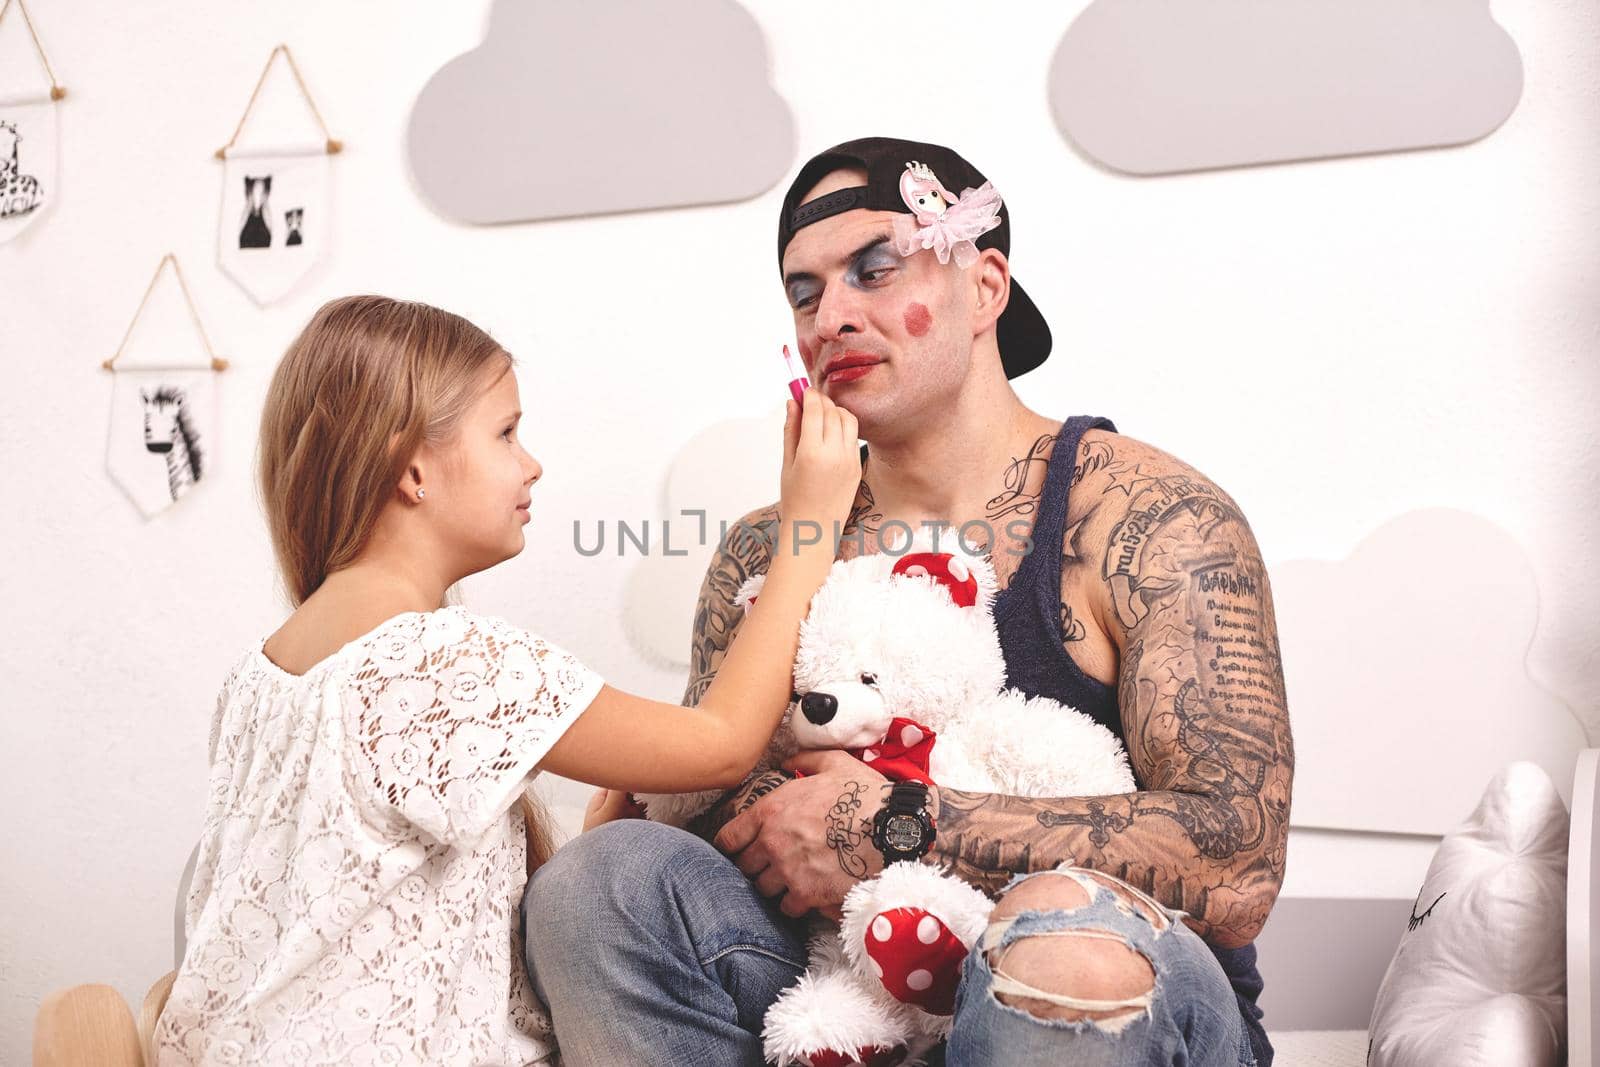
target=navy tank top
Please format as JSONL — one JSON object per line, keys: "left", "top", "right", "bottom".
{"left": 991, "top": 415, "right": 1272, "bottom": 1067}
{"left": 990, "top": 416, "right": 1122, "bottom": 732}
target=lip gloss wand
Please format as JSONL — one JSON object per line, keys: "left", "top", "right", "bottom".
{"left": 782, "top": 344, "right": 811, "bottom": 407}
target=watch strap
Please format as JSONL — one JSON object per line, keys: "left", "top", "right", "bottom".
{"left": 884, "top": 780, "right": 930, "bottom": 816}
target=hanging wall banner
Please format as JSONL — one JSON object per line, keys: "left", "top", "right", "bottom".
{"left": 0, "top": 93, "right": 54, "bottom": 239}
{"left": 102, "top": 255, "right": 229, "bottom": 519}
{"left": 0, "top": 0, "right": 66, "bottom": 243}
{"left": 107, "top": 369, "right": 220, "bottom": 517}
{"left": 214, "top": 45, "right": 342, "bottom": 305}
{"left": 219, "top": 145, "right": 329, "bottom": 304}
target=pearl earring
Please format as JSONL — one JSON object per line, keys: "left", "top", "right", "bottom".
{"left": 416, "top": 489, "right": 425, "bottom": 500}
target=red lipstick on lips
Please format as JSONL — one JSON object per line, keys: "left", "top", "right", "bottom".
{"left": 822, "top": 350, "right": 881, "bottom": 386}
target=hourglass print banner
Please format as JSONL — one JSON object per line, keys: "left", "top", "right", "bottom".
{"left": 0, "top": 0, "right": 66, "bottom": 243}
{"left": 215, "top": 45, "right": 343, "bottom": 305}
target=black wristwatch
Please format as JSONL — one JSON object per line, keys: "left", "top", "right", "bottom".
{"left": 870, "top": 781, "right": 936, "bottom": 864}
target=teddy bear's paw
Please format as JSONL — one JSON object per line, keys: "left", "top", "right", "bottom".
{"left": 840, "top": 863, "right": 992, "bottom": 1008}
{"left": 862, "top": 907, "right": 969, "bottom": 1015}
{"left": 763, "top": 959, "right": 917, "bottom": 1067}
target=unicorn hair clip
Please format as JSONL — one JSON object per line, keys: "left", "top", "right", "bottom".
{"left": 893, "top": 160, "right": 1004, "bottom": 269}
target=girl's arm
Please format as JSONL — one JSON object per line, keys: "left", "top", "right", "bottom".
{"left": 539, "top": 389, "right": 859, "bottom": 794}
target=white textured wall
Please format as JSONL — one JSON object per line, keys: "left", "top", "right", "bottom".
{"left": 2, "top": 0, "right": 1596, "bottom": 1056}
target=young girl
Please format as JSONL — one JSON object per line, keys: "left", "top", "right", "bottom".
{"left": 153, "top": 296, "right": 859, "bottom": 1065}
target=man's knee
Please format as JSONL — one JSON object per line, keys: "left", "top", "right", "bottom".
{"left": 993, "top": 867, "right": 1169, "bottom": 927}
{"left": 525, "top": 819, "right": 704, "bottom": 929}
{"left": 986, "top": 870, "right": 1159, "bottom": 1027}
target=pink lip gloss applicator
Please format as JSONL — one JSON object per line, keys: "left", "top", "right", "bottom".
{"left": 782, "top": 344, "right": 811, "bottom": 407}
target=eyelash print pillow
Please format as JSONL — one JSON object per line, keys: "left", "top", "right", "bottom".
{"left": 1367, "top": 761, "right": 1569, "bottom": 1067}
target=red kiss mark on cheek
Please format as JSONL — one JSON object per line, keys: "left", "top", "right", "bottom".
{"left": 904, "top": 303, "right": 932, "bottom": 337}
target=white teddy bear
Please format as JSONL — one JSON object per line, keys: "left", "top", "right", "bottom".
{"left": 638, "top": 534, "right": 1137, "bottom": 1067}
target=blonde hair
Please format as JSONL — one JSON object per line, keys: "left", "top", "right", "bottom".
{"left": 258, "top": 296, "right": 558, "bottom": 871}
{"left": 258, "top": 295, "right": 511, "bottom": 607}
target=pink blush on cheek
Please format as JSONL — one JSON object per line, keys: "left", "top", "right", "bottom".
{"left": 903, "top": 302, "right": 933, "bottom": 337}
{"left": 797, "top": 338, "right": 816, "bottom": 364}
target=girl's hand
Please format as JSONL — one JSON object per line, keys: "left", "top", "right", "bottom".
{"left": 582, "top": 788, "right": 645, "bottom": 832}
{"left": 779, "top": 388, "right": 861, "bottom": 532}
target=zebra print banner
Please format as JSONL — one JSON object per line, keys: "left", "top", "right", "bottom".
{"left": 106, "top": 370, "right": 219, "bottom": 518}
{"left": 103, "top": 255, "right": 226, "bottom": 518}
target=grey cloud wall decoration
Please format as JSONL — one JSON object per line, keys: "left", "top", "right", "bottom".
{"left": 1049, "top": 0, "right": 1523, "bottom": 175}
{"left": 1274, "top": 509, "right": 1585, "bottom": 836}
{"left": 407, "top": 0, "right": 795, "bottom": 223}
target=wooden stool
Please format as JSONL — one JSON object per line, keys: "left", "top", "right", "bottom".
{"left": 32, "top": 984, "right": 141, "bottom": 1067}
{"left": 33, "top": 973, "right": 174, "bottom": 1067}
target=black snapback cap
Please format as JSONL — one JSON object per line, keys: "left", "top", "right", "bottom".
{"left": 777, "top": 136, "right": 1051, "bottom": 380}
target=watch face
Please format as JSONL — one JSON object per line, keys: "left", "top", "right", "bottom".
{"left": 883, "top": 813, "right": 924, "bottom": 852}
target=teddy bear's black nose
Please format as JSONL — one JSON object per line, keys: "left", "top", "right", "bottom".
{"left": 800, "top": 691, "right": 838, "bottom": 725}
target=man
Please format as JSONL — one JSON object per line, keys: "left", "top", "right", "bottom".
{"left": 525, "top": 137, "right": 1293, "bottom": 1066}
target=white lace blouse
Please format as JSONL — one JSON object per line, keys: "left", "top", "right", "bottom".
{"left": 155, "top": 606, "right": 604, "bottom": 1066}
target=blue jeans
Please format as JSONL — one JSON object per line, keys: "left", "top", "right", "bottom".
{"left": 522, "top": 821, "right": 1254, "bottom": 1067}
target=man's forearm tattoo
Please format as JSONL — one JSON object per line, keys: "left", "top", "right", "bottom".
{"left": 737, "top": 770, "right": 790, "bottom": 814}
{"left": 688, "top": 769, "right": 793, "bottom": 842}
{"left": 683, "top": 507, "right": 779, "bottom": 706}
{"left": 932, "top": 442, "right": 1294, "bottom": 949}
{"left": 825, "top": 783, "right": 873, "bottom": 879}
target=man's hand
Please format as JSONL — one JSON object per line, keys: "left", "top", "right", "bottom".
{"left": 713, "top": 750, "right": 891, "bottom": 921}
{"left": 581, "top": 788, "right": 644, "bottom": 833}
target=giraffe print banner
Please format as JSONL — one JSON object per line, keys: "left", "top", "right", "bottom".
{"left": 218, "top": 145, "right": 329, "bottom": 305}
{"left": 0, "top": 91, "right": 56, "bottom": 242}
{"left": 106, "top": 370, "right": 219, "bottom": 518}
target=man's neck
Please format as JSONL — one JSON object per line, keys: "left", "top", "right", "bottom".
{"left": 861, "top": 379, "right": 1058, "bottom": 537}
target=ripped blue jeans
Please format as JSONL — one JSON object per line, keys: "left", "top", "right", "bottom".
{"left": 523, "top": 821, "right": 1254, "bottom": 1066}
{"left": 946, "top": 867, "right": 1255, "bottom": 1067}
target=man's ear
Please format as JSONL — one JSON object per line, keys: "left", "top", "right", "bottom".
{"left": 970, "top": 247, "right": 1011, "bottom": 336}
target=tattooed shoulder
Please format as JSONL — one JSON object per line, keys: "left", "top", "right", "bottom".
{"left": 928, "top": 428, "right": 1293, "bottom": 946}
{"left": 1078, "top": 435, "right": 1253, "bottom": 633}
{"left": 1068, "top": 428, "right": 1122, "bottom": 490}
{"left": 1073, "top": 433, "right": 1243, "bottom": 512}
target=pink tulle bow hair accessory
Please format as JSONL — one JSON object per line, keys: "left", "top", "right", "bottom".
{"left": 893, "top": 160, "right": 1004, "bottom": 269}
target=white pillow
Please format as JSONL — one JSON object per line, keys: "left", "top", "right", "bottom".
{"left": 1368, "top": 761, "right": 1569, "bottom": 1066}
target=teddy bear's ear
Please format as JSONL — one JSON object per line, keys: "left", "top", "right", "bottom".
{"left": 891, "top": 552, "right": 984, "bottom": 608}
{"left": 734, "top": 573, "right": 767, "bottom": 616}
{"left": 943, "top": 534, "right": 999, "bottom": 604}
{"left": 886, "top": 526, "right": 999, "bottom": 609}
{"left": 883, "top": 524, "right": 916, "bottom": 554}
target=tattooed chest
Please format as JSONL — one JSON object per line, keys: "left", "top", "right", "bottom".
{"left": 989, "top": 537, "right": 1031, "bottom": 591}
